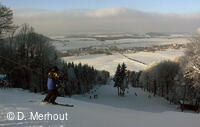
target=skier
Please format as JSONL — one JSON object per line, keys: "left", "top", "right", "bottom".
{"left": 43, "top": 66, "right": 60, "bottom": 104}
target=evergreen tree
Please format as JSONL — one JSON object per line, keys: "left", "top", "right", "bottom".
{"left": 114, "top": 64, "right": 121, "bottom": 95}
{"left": 119, "top": 63, "right": 128, "bottom": 96}
{"left": 114, "top": 63, "right": 128, "bottom": 96}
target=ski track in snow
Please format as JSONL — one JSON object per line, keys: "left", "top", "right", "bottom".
{"left": 119, "top": 53, "right": 147, "bottom": 65}
{"left": 0, "top": 81, "right": 200, "bottom": 127}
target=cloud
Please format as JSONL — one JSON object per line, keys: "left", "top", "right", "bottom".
{"left": 12, "top": 7, "right": 200, "bottom": 35}
{"left": 85, "top": 7, "right": 127, "bottom": 17}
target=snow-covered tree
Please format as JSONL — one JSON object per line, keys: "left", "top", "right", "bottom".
{"left": 139, "top": 60, "right": 181, "bottom": 101}
{"left": 183, "top": 36, "right": 200, "bottom": 100}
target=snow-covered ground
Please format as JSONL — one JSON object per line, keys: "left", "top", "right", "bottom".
{"left": 63, "top": 48, "right": 185, "bottom": 75}
{"left": 63, "top": 53, "right": 146, "bottom": 75}
{"left": 1, "top": 80, "right": 199, "bottom": 127}
{"left": 124, "top": 48, "right": 185, "bottom": 65}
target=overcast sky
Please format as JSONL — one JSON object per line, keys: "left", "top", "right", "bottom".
{"left": 1, "top": 0, "right": 200, "bottom": 35}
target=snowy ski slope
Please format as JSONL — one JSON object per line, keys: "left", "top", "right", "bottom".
{"left": 0, "top": 81, "right": 199, "bottom": 127}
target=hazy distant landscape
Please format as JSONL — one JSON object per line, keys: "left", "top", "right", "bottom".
{"left": 51, "top": 33, "right": 190, "bottom": 51}
{"left": 50, "top": 33, "right": 190, "bottom": 58}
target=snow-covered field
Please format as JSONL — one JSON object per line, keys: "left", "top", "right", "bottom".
{"left": 63, "top": 53, "right": 146, "bottom": 75}
{"left": 63, "top": 48, "right": 185, "bottom": 75}
{"left": 124, "top": 48, "right": 185, "bottom": 65}
{"left": 51, "top": 36, "right": 188, "bottom": 51}
{"left": 1, "top": 81, "right": 200, "bottom": 127}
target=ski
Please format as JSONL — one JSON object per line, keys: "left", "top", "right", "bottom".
{"left": 52, "top": 103, "right": 74, "bottom": 107}
{"left": 29, "top": 100, "right": 74, "bottom": 107}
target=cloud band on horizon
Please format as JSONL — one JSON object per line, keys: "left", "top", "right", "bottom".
{"left": 13, "top": 7, "right": 200, "bottom": 35}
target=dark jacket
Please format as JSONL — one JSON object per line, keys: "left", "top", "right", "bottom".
{"left": 47, "top": 71, "right": 59, "bottom": 90}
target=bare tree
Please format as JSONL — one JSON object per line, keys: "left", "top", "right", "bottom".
{"left": 0, "top": 4, "right": 15, "bottom": 36}
{"left": 8, "top": 27, "right": 18, "bottom": 54}
{"left": 139, "top": 61, "right": 181, "bottom": 100}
